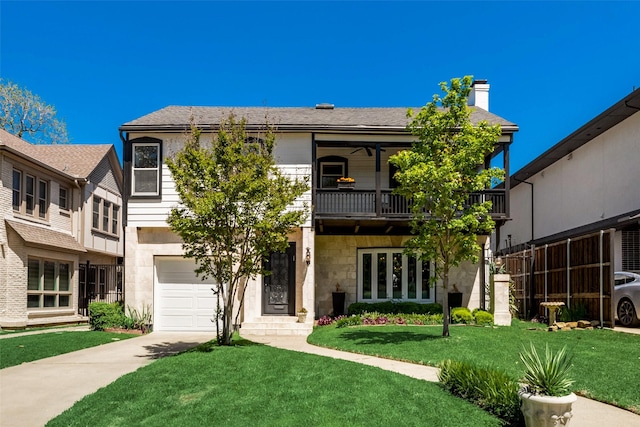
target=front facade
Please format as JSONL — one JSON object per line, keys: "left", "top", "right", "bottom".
{"left": 121, "top": 81, "right": 518, "bottom": 335}
{"left": 0, "top": 130, "right": 124, "bottom": 328}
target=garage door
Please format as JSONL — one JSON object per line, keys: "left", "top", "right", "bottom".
{"left": 154, "top": 257, "right": 218, "bottom": 331}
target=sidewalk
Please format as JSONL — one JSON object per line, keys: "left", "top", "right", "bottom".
{"left": 242, "top": 334, "right": 640, "bottom": 427}
{"left": 0, "top": 331, "right": 213, "bottom": 427}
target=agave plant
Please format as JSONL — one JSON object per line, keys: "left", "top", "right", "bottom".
{"left": 519, "top": 342, "right": 574, "bottom": 397}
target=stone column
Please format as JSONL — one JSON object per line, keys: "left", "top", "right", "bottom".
{"left": 490, "top": 273, "right": 512, "bottom": 326}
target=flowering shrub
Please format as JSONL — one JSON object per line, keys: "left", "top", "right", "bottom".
{"left": 317, "top": 315, "right": 335, "bottom": 326}
{"left": 336, "top": 176, "right": 355, "bottom": 183}
{"left": 316, "top": 311, "right": 443, "bottom": 327}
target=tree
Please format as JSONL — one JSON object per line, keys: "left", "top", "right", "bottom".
{"left": 0, "top": 78, "right": 68, "bottom": 144}
{"left": 389, "top": 76, "right": 504, "bottom": 337}
{"left": 166, "top": 114, "right": 309, "bottom": 345}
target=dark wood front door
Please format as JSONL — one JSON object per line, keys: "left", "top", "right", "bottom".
{"left": 263, "top": 243, "right": 296, "bottom": 315}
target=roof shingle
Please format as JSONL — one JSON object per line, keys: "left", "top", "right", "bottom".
{"left": 0, "top": 129, "right": 113, "bottom": 179}
{"left": 120, "top": 105, "right": 518, "bottom": 132}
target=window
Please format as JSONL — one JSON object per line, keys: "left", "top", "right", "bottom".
{"left": 92, "top": 196, "right": 120, "bottom": 236}
{"left": 112, "top": 206, "right": 119, "bottom": 235}
{"left": 12, "top": 169, "right": 49, "bottom": 219}
{"left": 102, "top": 200, "right": 111, "bottom": 232}
{"left": 27, "top": 258, "right": 72, "bottom": 309}
{"left": 12, "top": 170, "right": 21, "bottom": 210}
{"left": 318, "top": 156, "right": 348, "bottom": 189}
{"left": 622, "top": 230, "right": 640, "bottom": 272}
{"left": 132, "top": 142, "right": 160, "bottom": 196}
{"left": 26, "top": 175, "right": 35, "bottom": 215}
{"left": 358, "top": 248, "right": 433, "bottom": 302}
{"left": 38, "top": 180, "right": 48, "bottom": 218}
{"left": 59, "top": 187, "right": 69, "bottom": 210}
{"left": 92, "top": 196, "right": 101, "bottom": 229}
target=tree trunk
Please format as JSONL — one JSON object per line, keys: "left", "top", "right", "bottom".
{"left": 442, "top": 272, "right": 450, "bottom": 337}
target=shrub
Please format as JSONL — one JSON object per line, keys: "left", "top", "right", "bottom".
{"left": 335, "top": 315, "right": 361, "bottom": 328}
{"left": 347, "top": 303, "right": 371, "bottom": 316}
{"left": 473, "top": 309, "right": 494, "bottom": 326}
{"left": 347, "top": 301, "right": 443, "bottom": 316}
{"left": 558, "top": 303, "right": 588, "bottom": 322}
{"left": 89, "top": 302, "right": 127, "bottom": 331}
{"left": 439, "top": 359, "right": 522, "bottom": 425}
{"left": 451, "top": 307, "right": 473, "bottom": 324}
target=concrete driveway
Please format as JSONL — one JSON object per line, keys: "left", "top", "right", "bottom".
{"left": 0, "top": 331, "right": 214, "bottom": 427}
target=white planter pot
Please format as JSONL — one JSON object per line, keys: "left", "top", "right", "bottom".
{"left": 519, "top": 390, "right": 577, "bottom": 427}
{"left": 297, "top": 313, "right": 307, "bottom": 323}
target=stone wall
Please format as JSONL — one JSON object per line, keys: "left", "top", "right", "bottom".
{"left": 314, "top": 235, "right": 485, "bottom": 316}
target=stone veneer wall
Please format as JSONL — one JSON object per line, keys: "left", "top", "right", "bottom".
{"left": 314, "top": 235, "right": 484, "bottom": 316}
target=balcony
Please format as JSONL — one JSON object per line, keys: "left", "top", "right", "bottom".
{"left": 315, "top": 189, "right": 507, "bottom": 220}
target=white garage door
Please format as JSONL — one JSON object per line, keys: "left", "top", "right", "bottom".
{"left": 154, "top": 257, "right": 218, "bottom": 332}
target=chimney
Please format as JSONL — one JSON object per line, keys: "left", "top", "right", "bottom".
{"left": 315, "top": 103, "right": 335, "bottom": 110}
{"left": 468, "top": 79, "right": 489, "bottom": 111}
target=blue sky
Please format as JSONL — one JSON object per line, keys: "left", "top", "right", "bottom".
{"left": 1, "top": 1, "right": 639, "bottom": 173}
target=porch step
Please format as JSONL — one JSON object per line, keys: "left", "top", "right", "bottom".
{"left": 241, "top": 316, "right": 313, "bottom": 336}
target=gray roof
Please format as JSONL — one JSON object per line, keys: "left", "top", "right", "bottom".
{"left": 0, "top": 129, "right": 119, "bottom": 181}
{"left": 120, "top": 105, "right": 518, "bottom": 133}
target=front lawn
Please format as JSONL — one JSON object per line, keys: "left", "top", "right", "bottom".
{"left": 308, "top": 320, "right": 640, "bottom": 413}
{"left": 0, "top": 331, "right": 138, "bottom": 369}
{"left": 48, "top": 340, "right": 502, "bottom": 427}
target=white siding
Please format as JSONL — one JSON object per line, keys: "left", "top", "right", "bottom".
{"left": 501, "top": 111, "right": 640, "bottom": 246}
{"left": 127, "top": 131, "right": 313, "bottom": 228}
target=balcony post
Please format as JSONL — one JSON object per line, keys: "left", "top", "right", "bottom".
{"left": 375, "top": 143, "right": 381, "bottom": 216}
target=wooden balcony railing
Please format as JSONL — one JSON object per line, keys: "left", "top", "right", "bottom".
{"left": 315, "top": 189, "right": 506, "bottom": 219}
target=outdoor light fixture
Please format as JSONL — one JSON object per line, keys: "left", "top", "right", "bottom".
{"left": 305, "top": 247, "right": 311, "bottom": 265}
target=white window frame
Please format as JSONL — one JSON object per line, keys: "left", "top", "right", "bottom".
{"left": 59, "top": 186, "right": 69, "bottom": 211}
{"left": 132, "top": 142, "right": 160, "bottom": 196}
{"left": 357, "top": 248, "right": 434, "bottom": 302}
{"left": 320, "top": 161, "right": 346, "bottom": 189}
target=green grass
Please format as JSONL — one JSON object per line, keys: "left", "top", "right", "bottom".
{"left": 308, "top": 321, "right": 640, "bottom": 413}
{"left": 0, "top": 331, "right": 138, "bottom": 368}
{"left": 48, "top": 339, "right": 502, "bottom": 427}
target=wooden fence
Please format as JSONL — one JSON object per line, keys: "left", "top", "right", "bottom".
{"left": 501, "top": 229, "right": 615, "bottom": 327}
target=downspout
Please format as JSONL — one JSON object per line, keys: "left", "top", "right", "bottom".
{"left": 119, "top": 130, "right": 128, "bottom": 305}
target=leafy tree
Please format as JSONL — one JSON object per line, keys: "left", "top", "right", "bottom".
{"left": 389, "top": 76, "right": 504, "bottom": 337}
{"left": 166, "top": 114, "right": 309, "bottom": 345}
{"left": 0, "top": 79, "right": 68, "bottom": 144}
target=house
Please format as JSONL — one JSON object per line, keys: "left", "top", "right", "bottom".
{"left": 0, "top": 129, "right": 124, "bottom": 328}
{"left": 119, "top": 80, "right": 518, "bottom": 335}
{"left": 498, "top": 86, "right": 640, "bottom": 322}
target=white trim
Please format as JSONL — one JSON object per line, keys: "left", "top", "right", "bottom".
{"left": 357, "top": 248, "right": 434, "bottom": 303}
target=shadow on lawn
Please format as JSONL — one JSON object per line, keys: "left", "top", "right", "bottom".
{"left": 140, "top": 336, "right": 262, "bottom": 359}
{"left": 336, "top": 329, "right": 442, "bottom": 345}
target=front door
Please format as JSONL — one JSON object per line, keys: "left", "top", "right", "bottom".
{"left": 263, "top": 243, "right": 296, "bottom": 315}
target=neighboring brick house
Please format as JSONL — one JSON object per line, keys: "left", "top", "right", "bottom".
{"left": 0, "top": 129, "right": 124, "bottom": 328}
{"left": 120, "top": 81, "right": 518, "bottom": 335}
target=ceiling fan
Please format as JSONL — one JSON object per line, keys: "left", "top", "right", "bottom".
{"left": 350, "top": 146, "right": 386, "bottom": 156}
